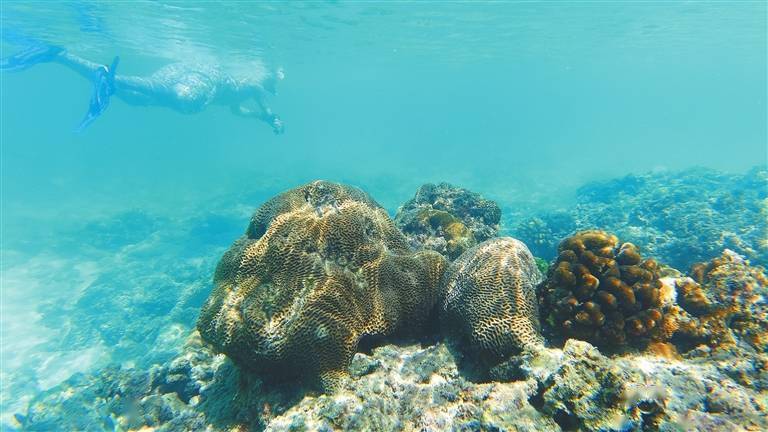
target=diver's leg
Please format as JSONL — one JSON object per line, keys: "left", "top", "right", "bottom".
{"left": 3, "top": 47, "right": 125, "bottom": 90}
{"left": 52, "top": 52, "right": 108, "bottom": 81}
{"left": 112, "top": 76, "right": 158, "bottom": 104}
{"left": 0, "top": 44, "right": 64, "bottom": 72}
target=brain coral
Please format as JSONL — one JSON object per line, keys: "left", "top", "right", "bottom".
{"left": 197, "top": 181, "right": 447, "bottom": 392}
{"left": 538, "top": 230, "right": 669, "bottom": 348}
{"left": 395, "top": 182, "right": 501, "bottom": 260}
{"left": 442, "top": 237, "right": 544, "bottom": 358}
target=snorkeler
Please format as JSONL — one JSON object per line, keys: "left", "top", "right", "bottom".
{"left": 1, "top": 44, "right": 285, "bottom": 134}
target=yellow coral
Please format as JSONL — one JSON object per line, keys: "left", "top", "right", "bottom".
{"left": 413, "top": 208, "right": 477, "bottom": 259}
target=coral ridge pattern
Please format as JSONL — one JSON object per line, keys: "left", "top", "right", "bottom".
{"left": 442, "top": 237, "right": 544, "bottom": 357}
{"left": 197, "top": 181, "right": 447, "bottom": 391}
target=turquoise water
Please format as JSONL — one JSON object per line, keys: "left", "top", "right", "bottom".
{"left": 1, "top": 1, "right": 766, "bottom": 430}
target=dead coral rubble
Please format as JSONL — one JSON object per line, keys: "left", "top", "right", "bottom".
{"left": 17, "top": 334, "right": 768, "bottom": 431}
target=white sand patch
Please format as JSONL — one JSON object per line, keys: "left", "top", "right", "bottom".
{"left": 0, "top": 252, "right": 107, "bottom": 425}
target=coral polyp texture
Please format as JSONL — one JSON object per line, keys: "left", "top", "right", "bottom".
{"left": 672, "top": 249, "right": 768, "bottom": 352}
{"left": 196, "top": 181, "right": 447, "bottom": 391}
{"left": 395, "top": 182, "right": 501, "bottom": 260}
{"left": 246, "top": 180, "right": 381, "bottom": 239}
{"left": 442, "top": 237, "right": 544, "bottom": 358}
{"left": 538, "top": 230, "right": 669, "bottom": 348}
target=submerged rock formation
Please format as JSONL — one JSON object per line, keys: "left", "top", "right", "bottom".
{"left": 395, "top": 182, "right": 501, "bottom": 260}
{"left": 10, "top": 174, "right": 768, "bottom": 432}
{"left": 197, "top": 181, "right": 446, "bottom": 392}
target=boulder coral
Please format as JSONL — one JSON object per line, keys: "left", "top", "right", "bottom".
{"left": 442, "top": 237, "right": 544, "bottom": 359}
{"left": 538, "top": 230, "right": 670, "bottom": 348}
{"left": 395, "top": 182, "right": 501, "bottom": 260}
{"left": 196, "top": 181, "right": 446, "bottom": 392}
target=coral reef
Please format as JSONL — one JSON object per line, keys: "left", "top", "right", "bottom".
{"left": 197, "top": 181, "right": 447, "bottom": 391}
{"left": 512, "top": 166, "right": 768, "bottom": 269}
{"left": 442, "top": 237, "right": 544, "bottom": 360}
{"left": 511, "top": 210, "right": 577, "bottom": 260}
{"left": 670, "top": 250, "right": 768, "bottom": 354}
{"left": 538, "top": 230, "right": 670, "bottom": 348}
{"left": 8, "top": 172, "right": 768, "bottom": 431}
{"left": 395, "top": 182, "right": 501, "bottom": 259}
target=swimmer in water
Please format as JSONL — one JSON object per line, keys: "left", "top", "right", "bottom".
{"left": 1, "top": 44, "right": 285, "bottom": 134}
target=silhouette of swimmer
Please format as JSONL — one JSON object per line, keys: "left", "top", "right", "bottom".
{"left": 1, "top": 44, "right": 285, "bottom": 134}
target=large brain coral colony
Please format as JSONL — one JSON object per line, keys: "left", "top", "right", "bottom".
{"left": 442, "top": 238, "right": 545, "bottom": 358}
{"left": 537, "top": 230, "right": 671, "bottom": 348}
{"left": 197, "top": 181, "right": 446, "bottom": 391}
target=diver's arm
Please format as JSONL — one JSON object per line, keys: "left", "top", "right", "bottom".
{"left": 230, "top": 103, "right": 267, "bottom": 119}
{"left": 231, "top": 102, "right": 284, "bottom": 134}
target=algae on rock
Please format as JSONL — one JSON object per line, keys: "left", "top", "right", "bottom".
{"left": 395, "top": 182, "right": 501, "bottom": 260}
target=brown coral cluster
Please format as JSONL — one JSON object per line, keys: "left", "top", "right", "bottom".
{"left": 442, "top": 237, "right": 544, "bottom": 358}
{"left": 673, "top": 250, "right": 768, "bottom": 351}
{"left": 538, "top": 230, "right": 669, "bottom": 348}
{"left": 197, "top": 181, "right": 446, "bottom": 392}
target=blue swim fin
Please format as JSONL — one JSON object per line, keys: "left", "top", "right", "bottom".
{"left": 76, "top": 56, "right": 119, "bottom": 132}
{"left": 0, "top": 44, "right": 63, "bottom": 72}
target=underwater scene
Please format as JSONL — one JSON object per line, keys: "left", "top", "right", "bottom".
{"left": 1, "top": 2, "right": 767, "bottom": 431}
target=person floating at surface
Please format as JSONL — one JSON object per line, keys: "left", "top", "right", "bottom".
{"left": 1, "top": 44, "right": 285, "bottom": 134}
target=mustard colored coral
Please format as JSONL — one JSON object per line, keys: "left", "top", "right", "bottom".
{"left": 538, "top": 230, "right": 668, "bottom": 348}
{"left": 197, "top": 181, "right": 446, "bottom": 392}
